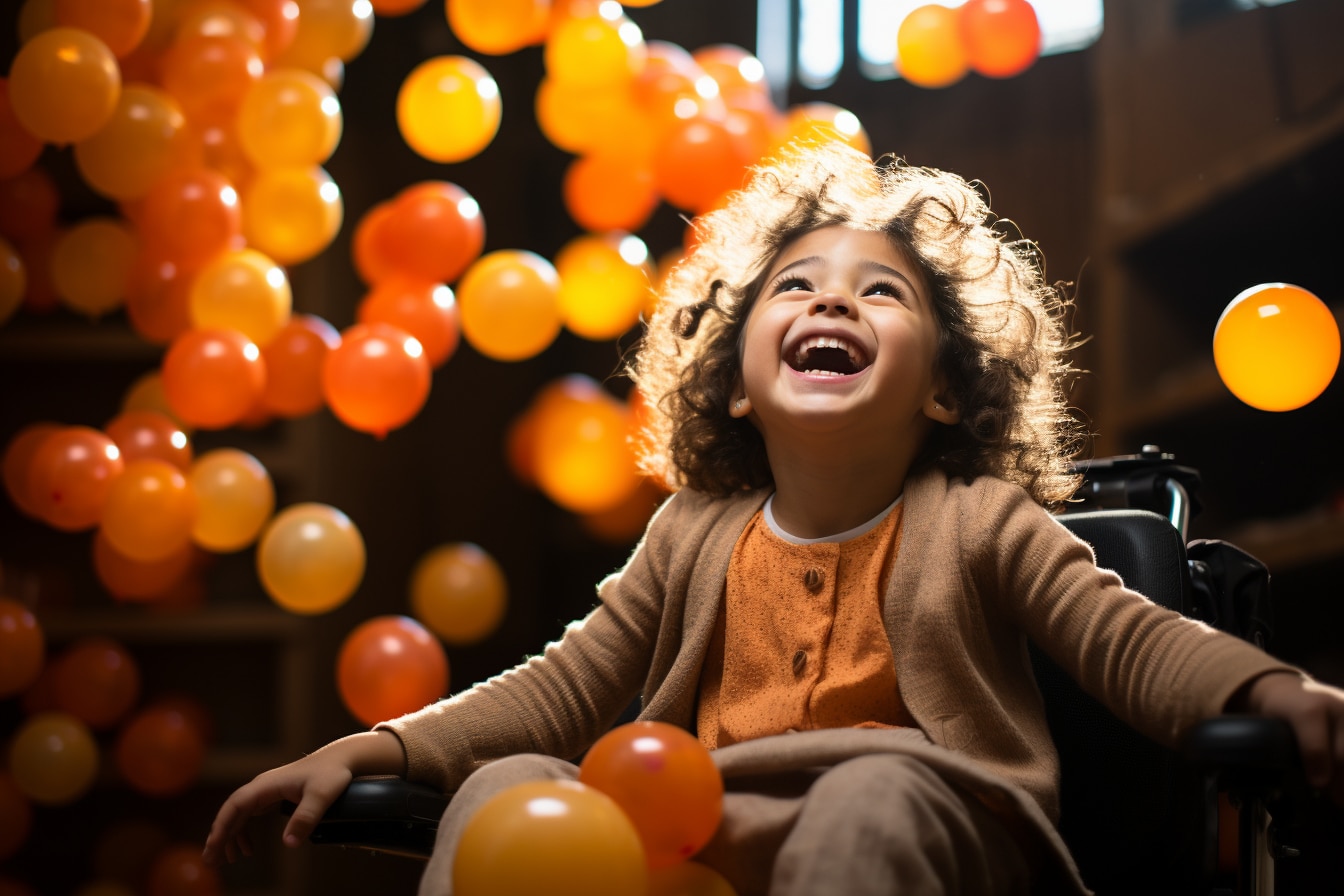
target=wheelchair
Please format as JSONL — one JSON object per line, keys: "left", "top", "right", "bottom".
{"left": 292, "top": 447, "right": 1317, "bottom": 895}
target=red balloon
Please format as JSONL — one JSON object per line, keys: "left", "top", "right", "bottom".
{"left": 579, "top": 721, "right": 724, "bottom": 869}
{"left": 125, "top": 251, "right": 196, "bottom": 345}
{"left": 356, "top": 278, "right": 460, "bottom": 368}
{"left": 960, "top": 0, "right": 1041, "bottom": 78}
{"left": 653, "top": 115, "right": 756, "bottom": 214}
{"left": 0, "top": 597, "right": 45, "bottom": 699}
{"left": 92, "top": 529, "right": 197, "bottom": 603}
{"left": 27, "top": 425, "right": 125, "bottom": 531}
{"left": 104, "top": 408, "right": 193, "bottom": 470}
{"left": 115, "top": 703, "right": 207, "bottom": 796}
{"left": 147, "top": 843, "right": 221, "bottom": 896}
{"left": 0, "top": 167, "right": 60, "bottom": 243}
{"left": 336, "top": 615, "right": 448, "bottom": 727}
{"left": 3, "top": 421, "right": 61, "bottom": 519}
{"left": 50, "top": 636, "right": 141, "bottom": 730}
{"left": 322, "top": 322, "right": 432, "bottom": 437}
{"left": 260, "top": 313, "right": 341, "bottom": 417}
{"left": 161, "top": 328, "right": 267, "bottom": 429}
{"left": 351, "top": 199, "right": 398, "bottom": 286}
{"left": 0, "top": 79, "right": 44, "bottom": 180}
{"left": 137, "top": 167, "right": 243, "bottom": 270}
{"left": 375, "top": 181, "right": 485, "bottom": 284}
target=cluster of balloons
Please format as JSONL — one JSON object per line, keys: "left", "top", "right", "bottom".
{"left": 1213, "top": 282, "right": 1340, "bottom": 412}
{"left": 454, "top": 721, "right": 733, "bottom": 896}
{"left": 0, "top": 832, "right": 224, "bottom": 896}
{"left": 896, "top": 0, "right": 1042, "bottom": 89}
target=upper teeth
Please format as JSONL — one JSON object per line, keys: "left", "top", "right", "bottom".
{"left": 794, "top": 335, "right": 865, "bottom": 369}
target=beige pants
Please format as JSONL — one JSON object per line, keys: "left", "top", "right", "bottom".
{"left": 416, "top": 750, "right": 1034, "bottom": 896}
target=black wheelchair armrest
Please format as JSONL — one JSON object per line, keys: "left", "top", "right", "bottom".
{"left": 282, "top": 777, "right": 449, "bottom": 859}
{"left": 1182, "top": 715, "right": 1299, "bottom": 789}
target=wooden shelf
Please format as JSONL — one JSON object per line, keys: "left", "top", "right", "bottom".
{"left": 40, "top": 605, "right": 308, "bottom": 643}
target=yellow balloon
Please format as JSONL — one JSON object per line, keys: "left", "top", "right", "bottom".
{"left": 8, "top": 26, "right": 121, "bottom": 145}
{"left": 534, "top": 78, "right": 648, "bottom": 156}
{"left": 555, "top": 233, "right": 653, "bottom": 341}
{"left": 532, "top": 377, "right": 641, "bottom": 514}
{"left": 775, "top": 103, "right": 871, "bottom": 158}
{"left": 240, "top": 165, "right": 344, "bottom": 266}
{"left": 1213, "top": 282, "right": 1340, "bottom": 411}
{"left": 257, "top": 502, "right": 365, "bottom": 614}
{"left": 0, "top": 237, "right": 27, "bottom": 325}
{"left": 279, "top": 0, "right": 374, "bottom": 64}
{"left": 73, "top": 84, "right": 190, "bottom": 200}
{"left": 188, "top": 247, "right": 293, "bottom": 346}
{"left": 544, "top": 8, "right": 647, "bottom": 88}
{"left": 896, "top": 4, "right": 969, "bottom": 89}
{"left": 236, "top": 67, "right": 343, "bottom": 168}
{"left": 51, "top": 216, "right": 138, "bottom": 319}
{"left": 457, "top": 250, "right": 562, "bottom": 362}
{"left": 410, "top": 542, "right": 508, "bottom": 646}
{"left": 8, "top": 712, "right": 100, "bottom": 806}
{"left": 188, "top": 448, "right": 275, "bottom": 552}
{"left": 446, "top": 0, "right": 548, "bottom": 55}
{"left": 396, "top": 55, "right": 501, "bottom": 163}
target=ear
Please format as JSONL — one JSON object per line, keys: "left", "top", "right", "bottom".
{"left": 729, "top": 386, "right": 752, "bottom": 418}
{"left": 924, "top": 391, "right": 960, "bottom": 425}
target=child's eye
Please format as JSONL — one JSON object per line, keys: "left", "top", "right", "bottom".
{"left": 773, "top": 276, "right": 812, "bottom": 294}
{"left": 864, "top": 280, "right": 904, "bottom": 299}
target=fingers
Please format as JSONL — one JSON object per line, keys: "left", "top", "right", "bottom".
{"left": 280, "top": 777, "right": 348, "bottom": 847}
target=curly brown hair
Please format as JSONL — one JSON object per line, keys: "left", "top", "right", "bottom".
{"left": 628, "top": 141, "right": 1087, "bottom": 509}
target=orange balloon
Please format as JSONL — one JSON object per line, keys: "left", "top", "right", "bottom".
{"left": 236, "top": 67, "right": 342, "bottom": 168}
{"left": 652, "top": 115, "right": 756, "bottom": 214}
{"left": 50, "top": 636, "right": 141, "bottom": 730}
{"left": 161, "top": 328, "right": 267, "bottom": 429}
{"left": 351, "top": 200, "right": 397, "bottom": 286}
{"left": 692, "top": 43, "right": 769, "bottom": 100}
{"left": 276, "top": 0, "right": 373, "bottom": 64}
{"left": 188, "top": 447, "right": 274, "bottom": 552}
{"left": 336, "top": 615, "right": 448, "bottom": 727}
{"left": 27, "top": 425, "right": 125, "bottom": 532}
{"left": 0, "top": 771, "right": 32, "bottom": 861}
{"left": 51, "top": 216, "right": 138, "bottom": 319}
{"left": 453, "top": 780, "right": 647, "bottom": 896}
{"left": 158, "top": 32, "right": 264, "bottom": 127}
{"left": 146, "top": 843, "right": 221, "bottom": 896}
{"left": 555, "top": 232, "right": 652, "bottom": 340}
{"left": 631, "top": 42, "right": 722, "bottom": 141}
{"left": 137, "top": 167, "right": 243, "bottom": 270}
{"left": 125, "top": 253, "right": 196, "bottom": 345}
{"left": 104, "top": 408, "right": 192, "bottom": 471}
{"left": 0, "top": 166, "right": 60, "bottom": 243}
{"left": 188, "top": 247, "right": 292, "bottom": 345}
{"left": 376, "top": 181, "right": 486, "bottom": 286}
{"left": 121, "top": 372, "right": 189, "bottom": 431}
{"left": 115, "top": 704, "right": 207, "bottom": 796}
{"left": 457, "top": 250, "right": 562, "bottom": 362}
{"left": 649, "top": 862, "right": 736, "bottom": 896}
{"left": 396, "top": 55, "right": 501, "bottom": 163}
{"left": 578, "top": 477, "right": 663, "bottom": 546}
{"left": 544, "top": 8, "right": 647, "bottom": 88}
{"left": 0, "top": 597, "right": 45, "bottom": 699}
{"left": 3, "top": 421, "right": 61, "bottom": 520}
{"left": 257, "top": 502, "right": 364, "bottom": 614}
{"left": 53, "top": 0, "right": 151, "bottom": 57}
{"left": 322, "top": 322, "right": 432, "bottom": 437}
{"left": 409, "top": 542, "right": 508, "bottom": 646}
{"left": 446, "top": 0, "right": 548, "bottom": 55}
{"left": 897, "top": 4, "right": 969, "bottom": 88}
{"left": 960, "top": 0, "right": 1041, "bottom": 78}
{"left": 580, "top": 721, "right": 723, "bottom": 869}
{"left": 0, "top": 79, "right": 45, "bottom": 180}
{"left": 175, "top": 0, "right": 268, "bottom": 58}
{"left": 7, "top": 26, "right": 121, "bottom": 145}
{"left": 233, "top": 0, "right": 302, "bottom": 62}
{"left": 73, "top": 85, "right": 191, "bottom": 201}
{"left": 1213, "top": 282, "right": 1341, "bottom": 411}
{"left": 239, "top": 165, "right": 343, "bottom": 266}
{"left": 8, "top": 712, "right": 99, "bottom": 806}
{"left": 92, "top": 529, "right": 197, "bottom": 602}
{"left": 563, "top": 153, "right": 659, "bottom": 234}
{"left": 775, "top": 102, "right": 870, "bottom": 158}
{"left": 259, "top": 313, "right": 340, "bottom": 417}
{"left": 357, "top": 279, "right": 460, "bottom": 368}
{"left": 100, "top": 458, "right": 198, "bottom": 562}
{"left": 532, "top": 377, "right": 641, "bottom": 514}
{"left": 535, "top": 77, "right": 651, "bottom": 158}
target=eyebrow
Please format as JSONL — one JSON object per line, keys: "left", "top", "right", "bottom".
{"left": 770, "top": 255, "right": 924, "bottom": 302}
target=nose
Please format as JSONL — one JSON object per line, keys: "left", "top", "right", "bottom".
{"left": 811, "top": 293, "right": 852, "bottom": 316}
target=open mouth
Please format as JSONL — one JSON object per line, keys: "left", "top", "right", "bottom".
{"left": 788, "top": 335, "right": 870, "bottom": 376}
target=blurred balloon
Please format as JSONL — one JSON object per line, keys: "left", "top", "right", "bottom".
{"left": 125, "top": 253, "right": 195, "bottom": 344}
{"left": 322, "top": 322, "right": 432, "bottom": 437}
{"left": 100, "top": 459, "right": 197, "bottom": 562}
{"left": 51, "top": 636, "right": 141, "bottom": 729}
{"left": 0, "top": 167, "right": 59, "bottom": 243}
{"left": 357, "top": 279, "right": 460, "bottom": 368}
{"left": 275, "top": 0, "right": 374, "bottom": 65}
{"left": 446, "top": 0, "right": 548, "bottom": 55}
{"left": 104, "top": 409, "right": 192, "bottom": 471}
{"left": 136, "top": 167, "right": 242, "bottom": 270}
{"left": 578, "top": 477, "right": 663, "bottom": 546}
{"left": 692, "top": 44, "right": 769, "bottom": 103}
{"left": 188, "top": 448, "right": 274, "bottom": 552}
{"left": 960, "top": 0, "right": 1041, "bottom": 78}
{"left": 0, "top": 771, "right": 32, "bottom": 861}
{"left": 236, "top": 68, "right": 342, "bottom": 168}
{"left": 74, "top": 85, "right": 190, "bottom": 201}
{"left": 532, "top": 378, "right": 641, "bottom": 514}
{"left": 188, "top": 247, "right": 292, "bottom": 345}
{"left": 50, "top": 216, "right": 138, "bottom": 318}
{"left": 580, "top": 721, "right": 723, "bottom": 869}
{"left": 534, "top": 76, "right": 648, "bottom": 157}
{"left": 121, "top": 372, "right": 189, "bottom": 430}
{"left": 457, "top": 250, "right": 562, "bottom": 361}
{"left": 17, "top": 0, "right": 59, "bottom": 44}
{"left": 52, "top": 0, "right": 150, "bottom": 57}
{"left": 240, "top": 165, "right": 343, "bottom": 265}
{"left": 233, "top": 0, "right": 302, "bottom": 61}
{"left": 27, "top": 425, "right": 125, "bottom": 532}
{"left": 410, "top": 542, "right": 507, "bottom": 646}
{"left": 161, "top": 328, "right": 267, "bottom": 429}
{"left": 93, "top": 530, "right": 196, "bottom": 602}
{"left": 653, "top": 115, "right": 756, "bottom": 214}
{"left": 93, "top": 818, "right": 170, "bottom": 892}
{"left": 397, "top": 55, "right": 501, "bottom": 163}
{"left": 555, "top": 232, "right": 652, "bottom": 340}
{"left": 257, "top": 502, "right": 365, "bottom": 614}
{"left": 632, "top": 41, "right": 718, "bottom": 138}
{"left": 370, "top": 0, "right": 429, "bottom": 14}
{"left": 0, "top": 79, "right": 45, "bottom": 180}
{"left": 545, "top": 7, "right": 647, "bottom": 88}
{"left": 115, "top": 703, "right": 207, "bottom": 796}
{"left": 453, "top": 779, "right": 648, "bottom": 896}
{"left": 0, "top": 597, "right": 45, "bottom": 698}
{"left": 146, "top": 843, "right": 221, "bottom": 896}
{"left": 8, "top": 712, "right": 100, "bottom": 806}
{"left": 376, "top": 181, "right": 486, "bottom": 286}
{"left": 562, "top": 154, "right": 659, "bottom": 234}
{"left": 351, "top": 200, "right": 398, "bottom": 286}
{"left": 775, "top": 102, "right": 870, "bottom": 158}
{"left": 1213, "top": 283, "right": 1340, "bottom": 411}
{"left": 159, "top": 32, "right": 264, "bottom": 127}
{"left": 897, "top": 4, "right": 968, "bottom": 88}
{"left": 259, "top": 313, "right": 340, "bottom": 417}
{"left": 175, "top": 0, "right": 267, "bottom": 56}
{"left": 336, "top": 614, "right": 448, "bottom": 727}
{"left": 2, "top": 421, "right": 61, "bottom": 519}
{"left": 7, "top": 27, "right": 121, "bottom": 144}
{"left": 649, "top": 862, "right": 737, "bottom": 896}
{"left": 0, "top": 238, "right": 23, "bottom": 324}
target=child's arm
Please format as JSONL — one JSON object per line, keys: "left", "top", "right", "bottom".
{"left": 201, "top": 729, "right": 407, "bottom": 865}
{"left": 1228, "top": 671, "right": 1344, "bottom": 804}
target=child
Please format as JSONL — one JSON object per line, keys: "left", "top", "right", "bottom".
{"left": 204, "top": 142, "right": 1344, "bottom": 895}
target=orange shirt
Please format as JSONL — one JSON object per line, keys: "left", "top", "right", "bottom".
{"left": 697, "top": 498, "right": 913, "bottom": 750}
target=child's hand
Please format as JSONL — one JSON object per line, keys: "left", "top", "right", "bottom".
{"left": 202, "top": 730, "right": 406, "bottom": 865}
{"left": 1241, "top": 671, "right": 1344, "bottom": 804}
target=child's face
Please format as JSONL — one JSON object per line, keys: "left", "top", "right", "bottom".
{"left": 731, "top": 225, "right": 955, "bottom": 443}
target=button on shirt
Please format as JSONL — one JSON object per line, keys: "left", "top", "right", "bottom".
{"left": 697, "top": 495, "right": 912, "bottom": 750}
